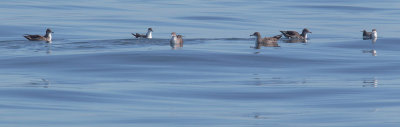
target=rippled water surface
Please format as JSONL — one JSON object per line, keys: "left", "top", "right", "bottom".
{"left": 1, "top": 0, "right": 400, "bottom": 126}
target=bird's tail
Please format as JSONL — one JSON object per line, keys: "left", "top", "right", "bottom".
{"left": 131, "top": 33, "right": 140, "bottom": 38}
{"left": 23, "top": 34, "right": 31, "bottom": 39}
{"left": 273, "top": 35, "right": 282, "bottom": 39}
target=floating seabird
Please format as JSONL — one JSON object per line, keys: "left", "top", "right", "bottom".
{"left": 250, "top": 32, "right": 281, "bottom": 43}
{"left": 280, "top": 28, "right": 311, "bottom": 40}
{"left": 23, "top": 28, "right": 53, "bottom": 42}
{"left": 250, "top": 32, "right": 281, "bottom": 49}
{"left": 362, "top": 29, "right": 377, "bottom": 39}
{"left": 132, "top": 28, "right": 153, "bottom": 39}
{"left": 170, "top": 32, "right": 183, "bottom": 45}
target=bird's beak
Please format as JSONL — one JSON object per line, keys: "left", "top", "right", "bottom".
{"left": 250, "top": 35, "right": 254, "bottom": 36}
{"left": 309, "top": 32, "right": 312, "bottom": 33}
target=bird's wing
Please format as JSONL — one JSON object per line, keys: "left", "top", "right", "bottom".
{"left": 24, "top": 34, "right": 43, "bottom": 40}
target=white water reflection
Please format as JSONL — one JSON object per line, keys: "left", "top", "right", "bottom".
{"left": 362, "top": 38, "right": 377, "bottom": 56}
{"left": 363, "top": 78, "right": 378, "bottom": 87}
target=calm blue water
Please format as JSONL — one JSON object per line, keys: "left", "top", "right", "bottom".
{"left": 1, "top": 0, "right": 400, "bottom": 126}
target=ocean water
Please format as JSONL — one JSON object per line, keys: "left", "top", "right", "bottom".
{"left": 1, "top": 0, "right": 400, "bottom": 126}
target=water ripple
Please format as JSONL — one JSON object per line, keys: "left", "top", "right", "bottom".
{"left": 177, "top": 16, "right": 246, "bottom": 22}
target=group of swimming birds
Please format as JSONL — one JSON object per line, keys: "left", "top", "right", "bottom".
{"left": 23, "top": 28, "right": 378, "bottom": 47}
{"left": 23, "top": 28, "right": 184, "bottom": 45}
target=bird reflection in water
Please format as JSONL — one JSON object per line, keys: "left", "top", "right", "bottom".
{"left": 30, "top": 78, "right": 50, "bottom": 88}
{"left": 281, "top": 38, "right": 307, "bottom": 43}
{"left": 372, "top": 37, "right": 377, "bottom": 43}
{"left": 362, "top": 38, "right": 377, "bottom": 56}
{"left": 253, "top": 41, "right": 279, "bottom": 49}
{"left": 362, "top": 49, "right": 377, "bottom": 56}
{"left": 170, "top": 41, "right": 183, "bottom": 49}
{"left": 46, "top": 43, "right": 52, "bottom": 54}
{"left": 250, "top": 32, "right": 281, "bottom": 49}
{"left": 253, "top": 113, "right": 269, "bottom": 119}
{"left": 363, "top": 78, "right": 378, "bottom": 87}
{"left": 41, "top": 78, "right": 50, "bottom": 88}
